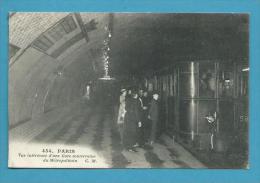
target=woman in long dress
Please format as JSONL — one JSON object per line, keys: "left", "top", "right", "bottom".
{"left": 117, "top": 89, "right": 127, "bottom": 143}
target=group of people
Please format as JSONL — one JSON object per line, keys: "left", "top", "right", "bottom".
{"left": 116, "top": 88, "right": 160, "bottom": 152}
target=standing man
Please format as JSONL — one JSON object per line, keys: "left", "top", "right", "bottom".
{"left": 148, "top": 92, "right": 159, "bottom": 145}
{"left": 123, "top": 91, "right": 141, "bottom": 152}
{"left": 142, "top": 90, "right": 151, "bottom": 143}
{"left": 137, "top": 89, "right": 145, "bottom": 147}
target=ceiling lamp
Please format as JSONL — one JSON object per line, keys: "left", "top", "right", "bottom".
{"left": 99, "top": 22, "right": 115, "bottom": 81}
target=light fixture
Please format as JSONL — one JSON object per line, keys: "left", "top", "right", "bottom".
{"left": 98, "top": 19, "right": 115, "bottom": 81}
{"left": 242, "top": 67, "right": 249, "bottom": 72}
{"left": 99, "top": 76, "right": 115, "bottom": 80}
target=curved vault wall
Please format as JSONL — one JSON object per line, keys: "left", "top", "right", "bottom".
{"left": 9, "top": 13, "right": 109, "bottom": 127}
{"left": 9, "top": 43, "right": 92, "bottom": 127}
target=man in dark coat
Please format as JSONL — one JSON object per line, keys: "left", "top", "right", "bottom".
{"left": 136, "top": 89, "right": 145, "bottom": 147}
{"left": 142, "top": 90, "right": 151, "bottom": 143}
{"left": 123, "top": 91, "right": 141, "bottom": 152}
{"left": 148, "top": 92, "right": 159, "bottom": 145}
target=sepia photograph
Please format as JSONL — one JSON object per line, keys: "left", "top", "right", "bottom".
{"left": 8, "top": 12, "right": 249, "bottom": 168}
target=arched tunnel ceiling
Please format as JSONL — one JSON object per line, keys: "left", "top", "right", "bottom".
{"left": 9, "top": 13, "right": 111, "bottom": 125}
{"left": 9, "top": 13, "right": 69, "bottom": 49}
{"left": 10, "top": 13, "right": 248, "bottom": 78}
{"left": 9, "top": 13, "right": 110, "bottom": 88}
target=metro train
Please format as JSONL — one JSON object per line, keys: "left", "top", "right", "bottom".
{"left": 143, "top": 60, "right": 248, "bottom": 158}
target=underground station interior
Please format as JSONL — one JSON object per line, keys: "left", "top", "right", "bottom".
{"left": 9, "top": 13, "right": 249, "bottom": 168}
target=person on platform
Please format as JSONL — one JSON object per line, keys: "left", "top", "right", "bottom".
{"left": 123, "top": 90, "right": 142, "bottom": 152}
{"left": 117, "top": 88, "right": 127, "bottom": 144}
{"left": 142, "top": 90, "right": 151, "bottom": 143}
{"left": 127, "top": 88, "right": 132, "bottom": 98}
{"left": 148, "top": 92, "right": 159, "bottom": 145}
{"left": 137, "top": 89, "right": 145, "bottom": 147}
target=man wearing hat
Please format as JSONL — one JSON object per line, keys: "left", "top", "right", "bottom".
{"left": 123, "top": 90, "right": 141, "bottom": 152}
{"left": 148, "top": 91, "right": 160, "bottom": 145}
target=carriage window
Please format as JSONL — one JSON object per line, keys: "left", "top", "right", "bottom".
{"left": 159, "top": 77, "right": 163, "bottom": 93}
{"left": 199, "top": 63, "right": 216, "bottom": 98}
{"left": 153, "top": 76, "right": 158, "bottom": 91}
{"left": 163, "top": 75, "right": 167, "bottom": 92}
{"left": 169, "top": 75, "right": 174, "bottom": 97}
{"left": 148, "top": 81, "right": 153, "bottom": 92}
{"left": 219, "top": 63, "right": 234, "bottom": 97}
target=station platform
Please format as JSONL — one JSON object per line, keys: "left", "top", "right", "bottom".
{"left": 9, "top": 100, "right": 205, "bottom": 168}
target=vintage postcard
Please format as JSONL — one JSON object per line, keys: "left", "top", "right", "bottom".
{"left": 8, "top": 12, "right": 249, "bottom": 168}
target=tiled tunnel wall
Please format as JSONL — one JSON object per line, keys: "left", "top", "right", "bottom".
{"left": 9, "top": 44, "right": 95, "bottom": 127}
{"left": 9, "top": 47, "right": 57, "bottom": 126}
{"left": 9, "top": 13, "right": 68, "bottom": 49}
{"left": 9, "top": 13, "right": 109, "bottom": 127}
